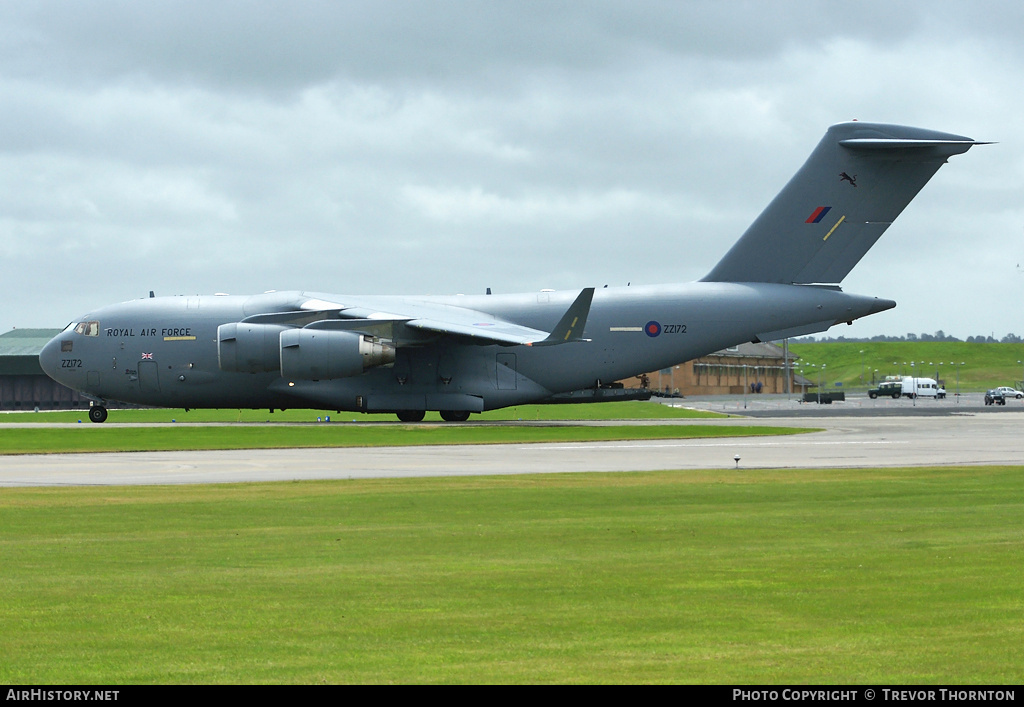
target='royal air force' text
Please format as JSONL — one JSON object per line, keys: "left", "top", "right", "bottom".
{"left": 105, "top": 328, "right": 192, "bottom": 338}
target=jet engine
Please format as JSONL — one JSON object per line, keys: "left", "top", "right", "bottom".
{"left": 279, "top": 328, "right": 395, "bottom": 380}
{"left": 217, "top": 323, "right": 287, "bottom": 373}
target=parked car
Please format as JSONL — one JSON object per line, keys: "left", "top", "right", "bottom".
{"left": 984, "top": 389, "right": 1007, "bottom": 406}
{"left": 994, "top": 386, "right": 1023, "bottom": 399}
{"left": 868, "top": 381, "right": 902, "bottom": 399}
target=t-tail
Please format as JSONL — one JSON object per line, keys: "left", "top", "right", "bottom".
{"left": 701, "top": 122, "right": 988, "bottom": 285}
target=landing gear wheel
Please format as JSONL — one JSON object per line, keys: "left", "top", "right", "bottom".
{"left": 88, "top": 406, "right": 108, "bottom": 424}
{"left": 439, "top": 410, "right": 471, "bottom": 422}
{"left": 396, "top": 410, "right": 426, "bottom": 422}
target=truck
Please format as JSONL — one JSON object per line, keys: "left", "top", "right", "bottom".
{"left": 868, "top": 380, "right": 902, "bottom": 399}
{"left": 901, "top": 377, "right": 945, "bottom": 399}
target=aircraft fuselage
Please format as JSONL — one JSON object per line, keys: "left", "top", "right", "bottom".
{"left": 39, "top": 283, "right": 892, "bottom": 416}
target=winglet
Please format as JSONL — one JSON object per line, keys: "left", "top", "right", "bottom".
{"left": 528, "top": 288, "right": 595, "bottom": 347}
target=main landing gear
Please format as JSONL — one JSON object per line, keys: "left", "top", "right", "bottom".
{"left": 394, "top": 410, "right": 472, "bottom": 422}
{"left": 88, "top": 405, "right": 108, "bottom": 423}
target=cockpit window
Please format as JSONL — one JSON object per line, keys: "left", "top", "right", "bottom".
{"left": 74, "top": 321, "right": 100, "bottom": 337}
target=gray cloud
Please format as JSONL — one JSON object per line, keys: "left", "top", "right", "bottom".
{"left": 2, "top": 1, "right": 1021, "bottom": 341}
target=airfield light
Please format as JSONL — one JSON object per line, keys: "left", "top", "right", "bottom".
{"left": 913, "top": 360, "right": 921, "bottom": 405}
{"left": 951, "top": 361, "right": 965, "bottom": 403}
{"left": 743, "top": 364, "right": 748, "bottom": 410}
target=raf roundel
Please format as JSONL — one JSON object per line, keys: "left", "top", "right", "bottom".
{"left": 644, "top": 321, "right": 662, "bottom": 338}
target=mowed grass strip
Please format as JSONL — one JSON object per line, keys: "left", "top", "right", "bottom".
{"left": 0, "top": 424, "right": 805, "bottom": 455}
{"left": 1, "top": 401, "right": 723, "bottom": 425}
{"left": 1, "top": 467, "right": 1021, "bottom": 684}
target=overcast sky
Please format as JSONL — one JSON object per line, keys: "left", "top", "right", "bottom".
{"left": 3, "top": 1, "right": 1021, "bottom": 340}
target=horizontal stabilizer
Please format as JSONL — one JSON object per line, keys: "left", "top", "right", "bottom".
{"left": 701, "top": 122, "right": 987, "bottom": 285}
{"left": 839, "top": 138, "right": 993, "bottom": 150}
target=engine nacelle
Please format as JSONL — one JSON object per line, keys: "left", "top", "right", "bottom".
{"left": 218, "top": 323, "right": 287, "bottom": 373}
{"left": 279, "top": 328, "right": 395, "bottom": 380}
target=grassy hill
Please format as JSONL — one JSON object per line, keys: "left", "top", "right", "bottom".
{"left": 786, "top": 342, "right": 1024, "bottom": 392}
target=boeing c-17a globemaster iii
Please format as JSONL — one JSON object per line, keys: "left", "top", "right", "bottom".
{"left": 40, "top": 122, "right": 986, "bottom": 422}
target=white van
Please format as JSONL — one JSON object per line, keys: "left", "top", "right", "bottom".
{"left": 901, "top": 377, "right": 945, "bottom": 399}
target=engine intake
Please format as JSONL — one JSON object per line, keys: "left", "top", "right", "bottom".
{"left": 218, "top": 323, "right": 286, "bottom": 373}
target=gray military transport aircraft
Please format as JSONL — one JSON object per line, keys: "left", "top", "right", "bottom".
{"left": 40, "top": 122, "right": 985, "bottom": 423}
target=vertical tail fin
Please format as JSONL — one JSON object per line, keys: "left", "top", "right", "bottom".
{"left": 701, "top": 122, "right": 986, "bottom": 285}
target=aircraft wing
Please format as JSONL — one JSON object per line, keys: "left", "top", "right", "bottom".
{"left": 405, "top": 287, "right": 594, "bottom": 346}
{"left": 241, "top": 288, "right": 595, "bottom": 347}
{"left": 403, "top": 317, "right": 550, "bottom": 345}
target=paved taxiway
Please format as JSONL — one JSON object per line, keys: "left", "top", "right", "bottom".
{"left": 2, "top": 410, "right": 1022, "bottom": 487}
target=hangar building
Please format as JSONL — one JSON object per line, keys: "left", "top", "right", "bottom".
{"left": 0, "top": 328, "right": 86, "bottom": 411}
{"left": 620, "top": 341, "right": 810, "bottom": 396}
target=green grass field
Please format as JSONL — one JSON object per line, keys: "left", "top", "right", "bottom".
{"left": 1, "top": 401, "right": 720, "bottom": 424}
{"left": 2, "top": 467, "right": 1021, "bottom": 684}
{"left": 790, "top": 341, "right": 1024, "bottom": 392}
{"left": 0, "top": 422, "right": 806, "bottom": 455}
{"left": 0, "top": 402, "right": 773, "bottom": 455}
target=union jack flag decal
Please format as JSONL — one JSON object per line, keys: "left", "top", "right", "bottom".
{"left": 141, "top": 352, "right": 153, "bottom": 360}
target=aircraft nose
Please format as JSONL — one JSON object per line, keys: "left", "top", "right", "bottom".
{"left": 39, "top": 335, "right": 62, "bottom": 381}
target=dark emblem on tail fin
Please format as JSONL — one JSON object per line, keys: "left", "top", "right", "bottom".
{"left": 839, "top": 172, "right": 857, "bottom": 187}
